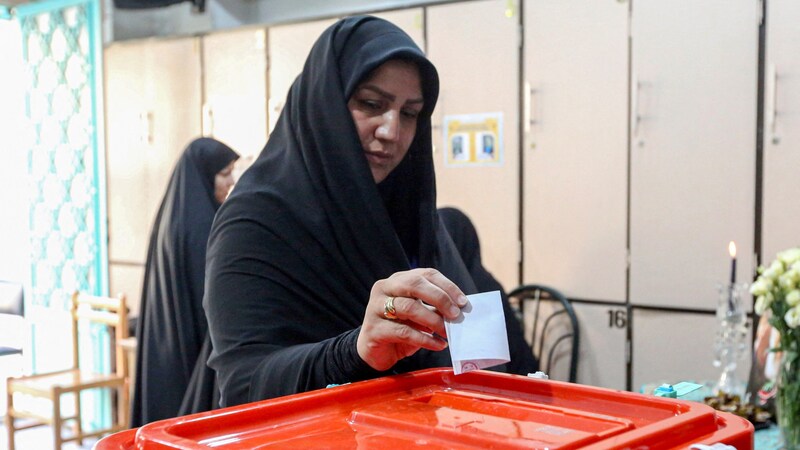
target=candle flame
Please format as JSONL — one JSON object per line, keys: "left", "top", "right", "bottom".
{"left": 729, "top": 241, "right": 737, "bottom": 258}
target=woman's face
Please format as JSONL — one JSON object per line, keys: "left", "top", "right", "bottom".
{"left": 214, "top": 160, "right": 237, "bottom": 204}
{"left": 348, "top": 59, "right": 424, "bottom": 184}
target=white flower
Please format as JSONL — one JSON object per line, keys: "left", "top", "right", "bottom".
{"left": 750, "top": 278, "right": 772, "bottom": 297}
{"left": 765, "top": 260, "right": 786, "bottom": 279}
{"left": 777, "top": 248, "right": 800, "bottom": 266}
{"left": 755, "top": 294, "right": 774, "bottom": 315}
{"left": 787, "top": 290, "right": 800, "bottom": 307}
{"left": 788, "top": 268, "right": 800, "bottom": 284}
{"left": 779, "top": 270, "right": 798, "bottom": 290}
{"left": 785, "top": 305, "right": 800, "bottom": 328}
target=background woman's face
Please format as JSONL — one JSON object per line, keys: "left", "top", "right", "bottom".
{"left": 348, "top": 59, "right": 424, "bottom": 184}
{"left": 214, "top": 160, "right": 237, "bottom": 204}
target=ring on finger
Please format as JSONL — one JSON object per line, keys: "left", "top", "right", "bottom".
{"left": 383, "top": 296, "right": 398, "bottom": 320}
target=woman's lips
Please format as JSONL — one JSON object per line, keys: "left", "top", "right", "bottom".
{"left": 365, "top": 150, "right": 392, "bottom": 163}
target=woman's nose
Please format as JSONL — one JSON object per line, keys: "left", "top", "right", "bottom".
{"left": 375, "top": 110, "right": 400, "bottom": 141}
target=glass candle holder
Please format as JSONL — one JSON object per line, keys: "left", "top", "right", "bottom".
{"left": 712, "top": 282, "right": 749, "bottom": 397}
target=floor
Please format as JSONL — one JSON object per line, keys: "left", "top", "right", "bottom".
{"left": 0, "top": 420, "right": 99, "bottom": 450}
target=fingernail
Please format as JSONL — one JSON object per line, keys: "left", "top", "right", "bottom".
{"left": 457, "top": 295, "right": 468, "bottom": 306}
{"left": 449, "top": 305, "right": 460, "bottom": 317}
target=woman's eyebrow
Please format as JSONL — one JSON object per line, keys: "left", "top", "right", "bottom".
{"left": 360, "top": 85, "right": 424, "bottom": 104}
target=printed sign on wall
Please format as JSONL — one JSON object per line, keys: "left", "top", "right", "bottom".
{"left": 444, "top": 112, "right": 503, "bottom": 167}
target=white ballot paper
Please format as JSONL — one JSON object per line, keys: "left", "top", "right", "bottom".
{"left": 445, "top": 290, "right": 510, "bottom": 375}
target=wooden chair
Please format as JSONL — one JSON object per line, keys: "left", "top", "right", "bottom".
{"left": 5, "top": 291, "right": 130, "bottom": 450}
{"left": 508, "top": 284, "right": 580, "bottom": 383}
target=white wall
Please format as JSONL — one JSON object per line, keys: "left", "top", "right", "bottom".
{"left": 0, "top": 20, "right": 31, "bottom": 285}
{"left": 0, "top": 18, "right": 32, "bottom": 414}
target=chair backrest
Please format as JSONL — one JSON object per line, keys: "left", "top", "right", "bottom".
{"left": 70, "top": 291, "right": 129, "bottom": 377}
{"left": 0, "top": 280, "right": 24, "bottom": 317}
{"left": 508, "top": 284, "right": 579, "bottom": 383}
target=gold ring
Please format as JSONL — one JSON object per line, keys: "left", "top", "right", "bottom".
{"left": 383, "top": 296, "right": 398, "bottom": 320}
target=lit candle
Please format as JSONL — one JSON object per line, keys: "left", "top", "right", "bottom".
{"left": 728, "top": 241, "right": 737, "bottom": 312}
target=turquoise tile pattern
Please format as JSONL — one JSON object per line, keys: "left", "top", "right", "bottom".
{"left": 16, "top": 0, "right": 107, "bottom": 310}
{"left": 14, "top": 0, "right": 110, "bottom": 431}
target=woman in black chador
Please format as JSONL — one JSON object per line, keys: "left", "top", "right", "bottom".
{"left": 131, "top": 137, "right": 239, "bottom": 426}
{"left": 204, "top": 16, "right": 533, "bottom": 407}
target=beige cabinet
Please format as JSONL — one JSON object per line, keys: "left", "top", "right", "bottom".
{"left": 522, "top": 0, "right": 629, "bottom": 303}
{"left": 267, "top": 18, "right": 338, "bottom": 134}
{"left": 520, "top": 0, "right": 629, "bottom": 390}
{"left": 573, "top": 303, "right": 628, "bottom": 390}
{"left": 629, "top": 0, "right": 758, "bottom": 309}
{"left": 428, "top": 0, "right": 521, "bottom": 290}
{"left": 202, "top": 27, "right": 269, "bottom": 172}
{"left": 631, "top": 309, "right": 751, "bottom": 393}
{"left": 106, "top": 29, "right": 270, "bottom": 314}
{"left": 762, "top": 0, "right": 800, "bottom": 262}
{"left": 104, "top": 37, "right": 202, "bottom": 315}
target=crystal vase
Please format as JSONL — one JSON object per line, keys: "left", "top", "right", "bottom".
{"left": 777, "top": 354, "right": 800, "bottom": 449}
{"left": 712, "top": 283, "right": 748, "bottom": 397}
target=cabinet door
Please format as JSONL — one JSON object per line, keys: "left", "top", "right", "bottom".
{"left": 629, "top": 0, "right": 758, "bottom": 308}
{"left": 203, "top": 27, "right": 268, "bottom": 171}
{"left": 105, "top": 37, "right": 202, "bottom": 312}
{"left": 574, "top": 303, "right": 628, "bottom": 389}
{"left": 521, "top": 300, "right": 627, "bottom": 389}
{"left": 632, "top": 309, "right": 751, "bottom": 394}
{"left": 427, "top": 0, "right": 520, "bottom": 290}
{"left": 371, "top": 8, "right": 425, "bottom": 51}
{"left": 522, "top": 0, "right": 629, "bottom": 302}
{"left": 762, "top": 0, "right": 800, "bottom": 261}
{"left": 105, "top": 41, "right": 149, "bottom": 266}
{"left": 268, "top": 18, "right": 338, "bottom": 134}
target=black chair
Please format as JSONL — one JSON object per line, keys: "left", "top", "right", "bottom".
{"left": 0, "top": 280, "right": 25, "bottom": 358}
{"left": 508, "top": 284, "right": 579, "bottom": 383}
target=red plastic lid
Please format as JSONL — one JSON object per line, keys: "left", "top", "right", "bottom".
{"left": 96, "top": 368, "right": 753, "bottom": 449}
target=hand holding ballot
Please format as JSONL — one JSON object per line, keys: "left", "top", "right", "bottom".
{"left": 357, "top": 268, "right": 468, "bottom": 372}
{"left": 358, "top": 269, "right": 511, "bottom": 375}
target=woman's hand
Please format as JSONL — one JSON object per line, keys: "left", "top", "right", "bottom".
{"left": 357, "top": 268, "right": 468, "bottom": 371}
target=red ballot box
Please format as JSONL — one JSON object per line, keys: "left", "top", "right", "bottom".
{"left": 95, "top": 368, "right": 753, "bottom": 449}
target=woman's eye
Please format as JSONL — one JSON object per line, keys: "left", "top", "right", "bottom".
{"left": 401, "top": 109, "right": 420, "bottom": 119}
{"left": 360, "top": 99, "right": 382, "bottom": 111}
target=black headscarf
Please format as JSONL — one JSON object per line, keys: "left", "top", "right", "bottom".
{"left": 438, "top": 207, "right": 539, "bottom": 375}
{"left": 205, "top": 15, "right": 480, "bottom": 407}
{"left": 131, "top": 137, "right": 239, "bottom": 427}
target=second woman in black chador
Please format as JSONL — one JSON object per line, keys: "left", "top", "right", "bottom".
{"left": 131, "top": 137, "right": 238, "bottom": 426}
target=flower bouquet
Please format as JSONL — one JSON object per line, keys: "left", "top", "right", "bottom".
{"left": 751, "top": 247, "right": 800, "bottom": 449}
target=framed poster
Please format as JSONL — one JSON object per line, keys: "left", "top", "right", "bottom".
{"left": 443, "top": 112, "right": 503, "bottom": 167}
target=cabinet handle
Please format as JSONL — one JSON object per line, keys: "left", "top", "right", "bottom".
{"left": 523, "top": 81, "right": 532, "bottom": 132}
{"left": 631, "top": 75, "right": 642, "bottom": 146}
{"left": 524, "top": 81, "right": 537, "bottom": 150}
{"left": 767, "top": 64, "right": 780, "bottom": 145}
{"left": 139, "top": 111, "right": 153, "bottom": 145}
